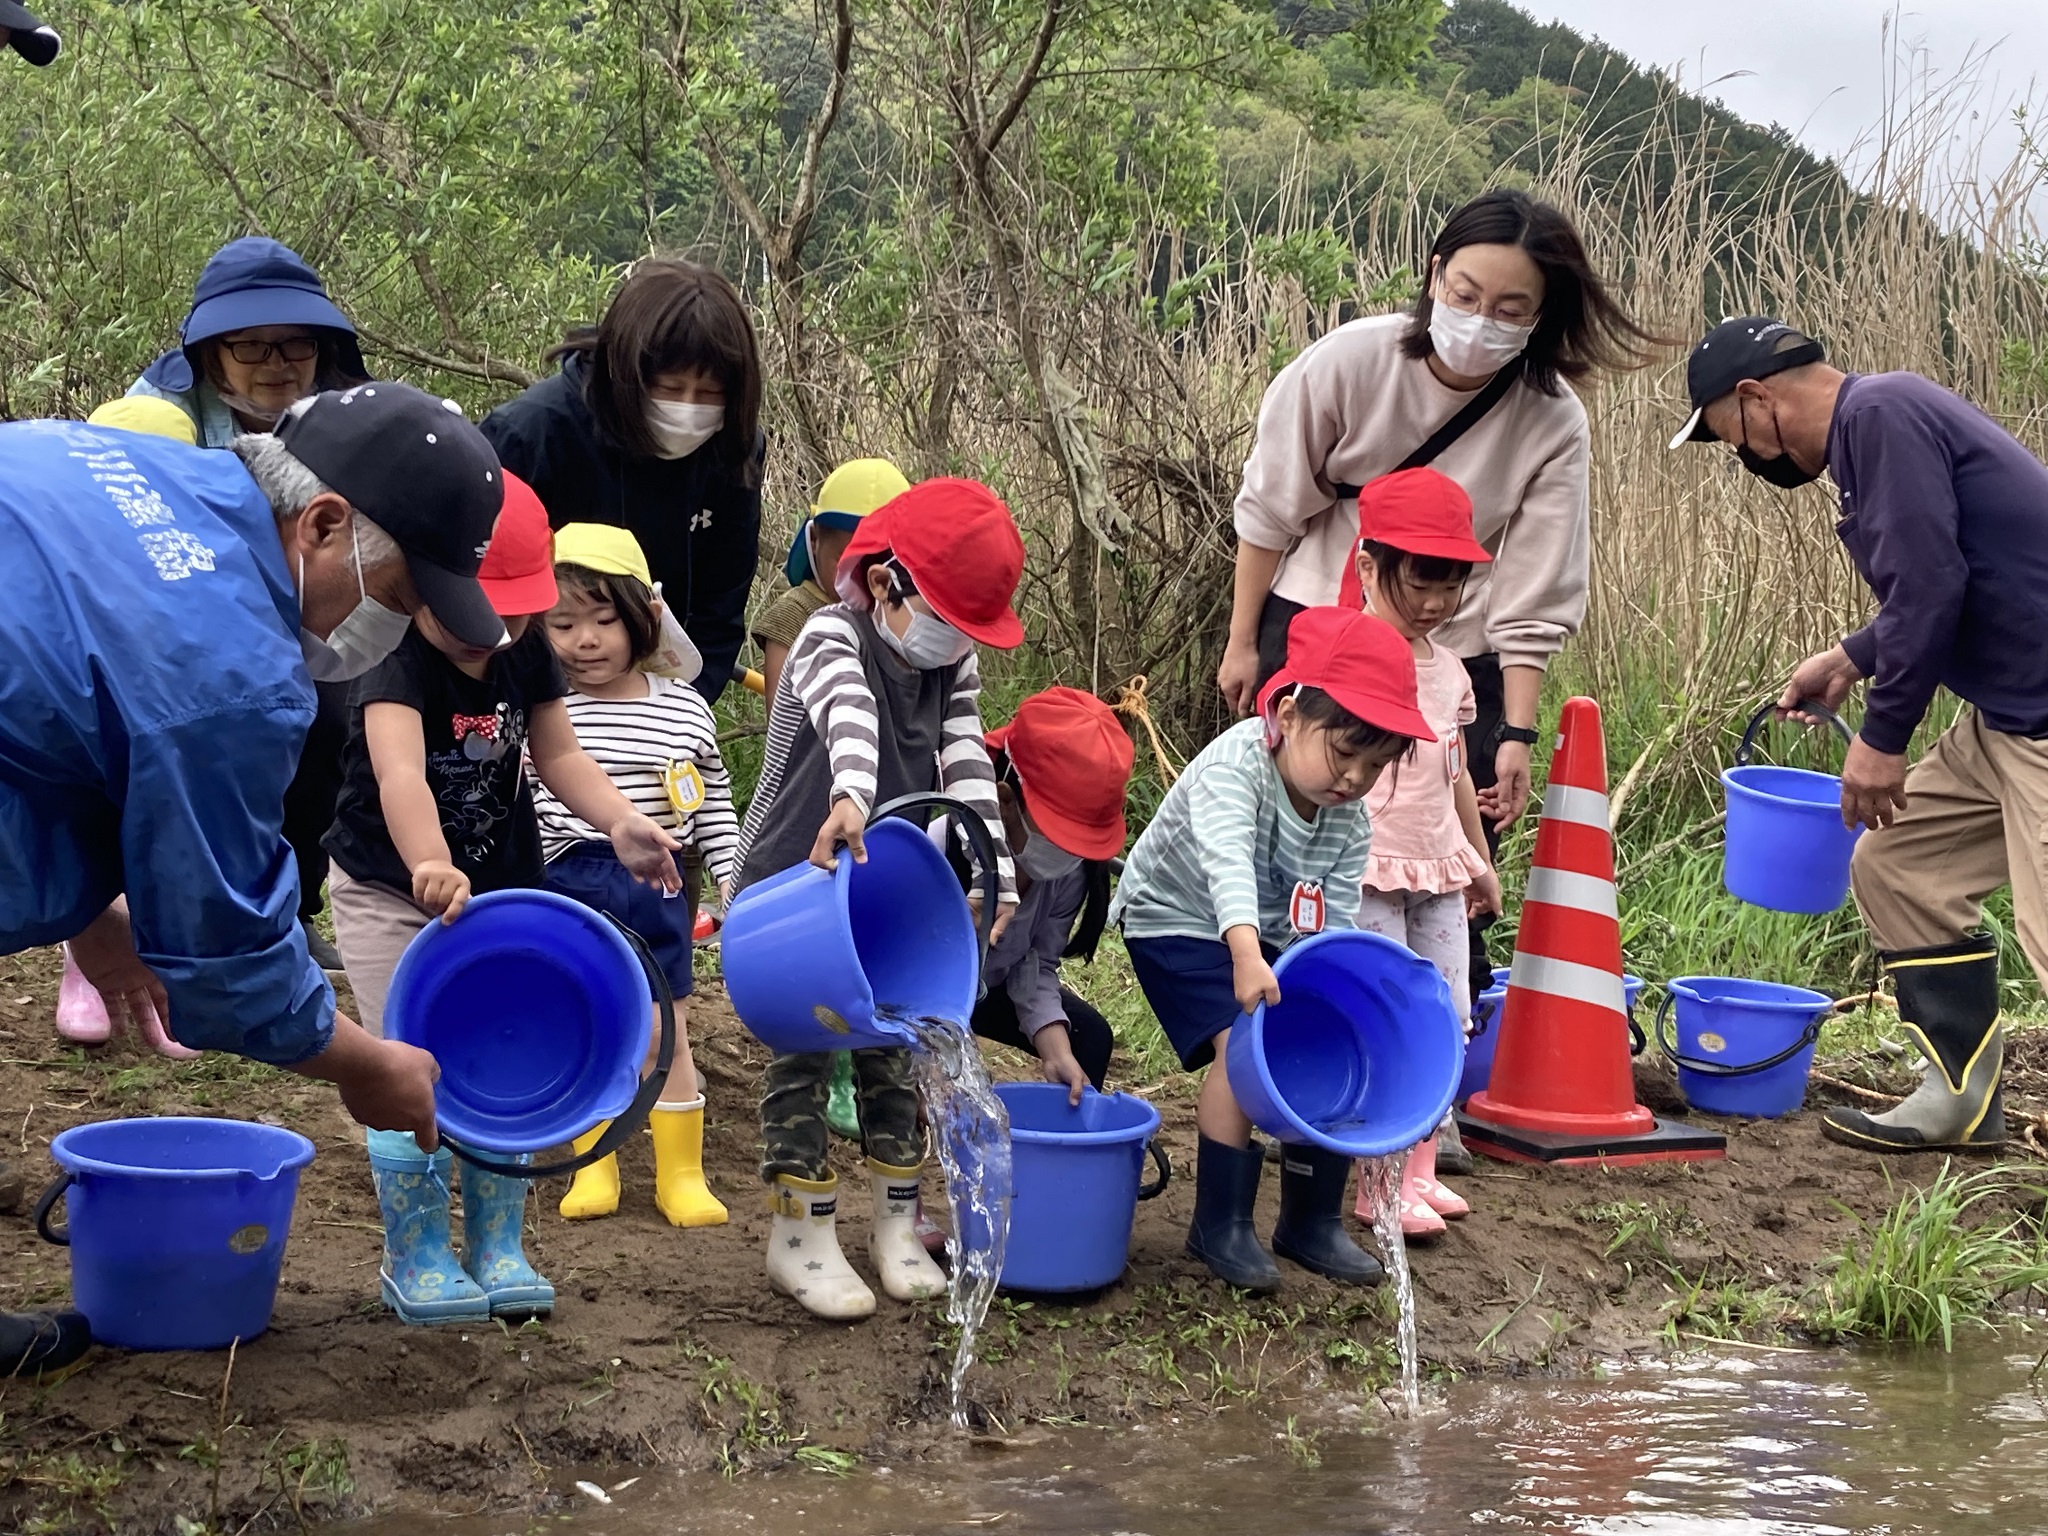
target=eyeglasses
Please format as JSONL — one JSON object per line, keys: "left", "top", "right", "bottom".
{"left": 221, "top": 336, "right": 320, "bottom": 365}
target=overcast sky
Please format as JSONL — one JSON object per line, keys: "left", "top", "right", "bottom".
{"left": 1530, "top": 2, "right": 2046, "bottom": 190}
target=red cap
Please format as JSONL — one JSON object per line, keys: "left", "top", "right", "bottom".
{"left": 834, "top": 478, "right": 1025, "bottom": 648}
{"left": 1255, "top": 606, "right": 1433, "bottom": 742}
{"left": 986, "top": 687, "right": 1134, "bottom": 860}
{"left": 1338, "top": 468, "right": 1491, "bottom": 608}
{"left": 477, "top": 470, "right": 558, "bottom": 617}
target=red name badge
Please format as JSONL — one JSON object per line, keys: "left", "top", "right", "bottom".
{"left": 1290, "top": 880, "right": 1326, "bottom": 935}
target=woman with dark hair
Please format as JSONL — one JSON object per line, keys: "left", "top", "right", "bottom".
{"left": 128, "top": 237, "right": 370, "bottom": 445}
{"left": 1218, "top": 190, "right": 1664, "bottom": 1069}
{"left": 481, "top": 259, "right": 765, "bottom": 706}
{"left": 1222, "top": 192, "right": 1663, "bottom": 818}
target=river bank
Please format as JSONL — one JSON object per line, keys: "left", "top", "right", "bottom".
{"left": 1, "top": 939, "right": 2040, "bottom": 1534}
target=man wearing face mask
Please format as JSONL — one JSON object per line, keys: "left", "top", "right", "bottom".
{"left": 1672, "top": 316, "right": 2048, "bottom": 1155}
{"left": 0, "top": 383, "right": 505, "bottom": 1371}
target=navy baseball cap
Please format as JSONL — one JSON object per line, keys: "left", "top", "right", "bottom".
{"left": 277, "top": 383, "right": 509, "bottom": 648}
{"left": 3, "top": 2, "right": 61, "bottom": 65}
{"left": 1669, "top": 317, "right": 1826, "bottom": 448}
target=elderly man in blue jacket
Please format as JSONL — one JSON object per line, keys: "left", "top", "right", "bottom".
{"left": 0, "top": 381, "right": 510, "bottom": 1372}
{"left": 1672, "top": 317, "right": 2048, "bottom": 1158}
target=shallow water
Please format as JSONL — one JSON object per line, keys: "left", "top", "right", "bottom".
{"left": 349, "top": 1340, "right": 2048, "bottom": 1534}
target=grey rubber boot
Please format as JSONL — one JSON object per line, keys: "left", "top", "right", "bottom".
{"left": 1821, "top": 934, "right": 2004, "bottom": 1153}
{"left": 1434, "top": 1113, "right": 1474, "bottom": 1176}
{"left": 1186, "top": 1136, "right": 1281, "bottom": 1293}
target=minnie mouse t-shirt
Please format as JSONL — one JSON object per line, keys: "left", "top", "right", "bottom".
{"left": 324, "top": 626, "right": 568, "bottom": 894}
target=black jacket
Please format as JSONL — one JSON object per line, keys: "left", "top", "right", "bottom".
{"left": 480, "top": 353, "right": 762, "bottom": 702}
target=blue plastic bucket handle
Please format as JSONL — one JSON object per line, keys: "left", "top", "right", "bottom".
{"left": 1653, "top": 983, "right": 1828, "bottom": 1078}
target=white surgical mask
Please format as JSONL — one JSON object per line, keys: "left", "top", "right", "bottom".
{"left": 298, "top": 519, "right": 412, "bottom": 682}
{"left": 871, "top": 606, "right": 973, "bottom": 671}
{"left": 645, "top": 400, "right": 723, "bottom": 460}
{"left": 1016, "top": 829, "right": 1083, "bottom": 882}
{"left": 1428, "top": 300, "right": 1533, "bottom": 377}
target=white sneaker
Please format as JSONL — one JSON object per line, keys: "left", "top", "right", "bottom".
{"left": 766, "top": 1174, "right": 875, "bottom": 1320}
{"left": 867, "top": 1161, "right": 950, "bottom": 1302}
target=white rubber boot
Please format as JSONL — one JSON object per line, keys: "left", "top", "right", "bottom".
{"left": 867, "top": 1160, "right": 950, "bottom": 1302}
{"left": 766, "top": 1173, "right": 875, "bottom": 1321}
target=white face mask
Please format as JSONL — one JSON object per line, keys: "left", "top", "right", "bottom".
{"left": 871, "top": 606, "right": 973, "bottom": 671}
{"left": 1428, "top": 298, "right": 1534, "bottom": 377}
{"left": 645, "top": 399, "right": 723, "bottom": 460}
{"left": 298, "top": 519, "right": 412, "bottom": 681}
{"left": 1016, "top": 827, "right": 1084, "bottom": 882}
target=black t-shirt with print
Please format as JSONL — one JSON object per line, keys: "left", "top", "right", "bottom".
{"left": 324, "top": 626, "right": 568, "bottom": 894}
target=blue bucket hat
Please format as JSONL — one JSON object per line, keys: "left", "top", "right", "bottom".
{"left": 180, "top": 237, "right": 368, "bottom": 378}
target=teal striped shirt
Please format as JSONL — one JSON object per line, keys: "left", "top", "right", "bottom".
{"left": 1110, "top": 718, "right": 1371, "bottom": 948}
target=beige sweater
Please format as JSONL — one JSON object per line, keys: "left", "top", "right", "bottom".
{"left": 1233, "top": 313, "right": 1591, "bottom": 672}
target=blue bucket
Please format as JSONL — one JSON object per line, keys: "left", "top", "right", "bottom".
{"left": 723, "top": 817, "right": 980, "bottom": 1052}
{"left": 995, "top": 1083, "right": 1166, "bottom": 1293}
{"left": 1655, "top": 977, "right": 1829, "bottom": 1118}
{"left": 386, "top": 889, "right": 655, "bottom": 1155}
{"left": 1722, "top": 701, "right": 1862, "bottom": 914}
{"left": 1226, "top": 930, "right": 1464, "bottom": 1157}
{"left": 35, "top": 1117, "right": 314, "bottom": 1350}
{"left": 1456, "top": 968, "right": 1644, "bottom": 1101}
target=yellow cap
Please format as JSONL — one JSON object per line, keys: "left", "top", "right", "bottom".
{"left": 86, "top": 396, "right": 199, "bottom": 445}
{"left": 812, "top": 458, "right": 910, "bottom": 521}
{"left": 552, "top": 523, "right": 653, "bottom": 588}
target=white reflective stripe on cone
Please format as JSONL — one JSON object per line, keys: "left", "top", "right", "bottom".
{"left": 1508, "top": 952, "right": 1627, "bottom": 1015}
{"left": 1541, "top": 783, "right": 1611, "bottom": 830}
{"left": 1522, "top": 866, "right": 1619, "bottom": 921}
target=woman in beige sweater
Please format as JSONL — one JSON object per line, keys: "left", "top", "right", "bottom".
{"left": 1220, "top": 190, "right": 1663, "bottom": 834}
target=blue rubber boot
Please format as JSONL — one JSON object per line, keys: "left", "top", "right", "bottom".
{"left": 457, "top": 1154, "right": 554, "bottom": 1319}
{"left": 366, "top": 1131, "right": 490, "bottom": 1327}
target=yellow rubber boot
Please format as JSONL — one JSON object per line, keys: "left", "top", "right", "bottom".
{"left": 558, "top": 1125, "right": 620, "bottom": 1220}
{"left": 651, "top": 1096, "right": 728, "bottom": 1228}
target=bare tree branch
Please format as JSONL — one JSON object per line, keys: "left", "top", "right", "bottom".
{"left": 984, "top": 0, "right": 1063, "bottom": 157}
{"left": 355, "top": 327, "right": 538, "bottom": 390}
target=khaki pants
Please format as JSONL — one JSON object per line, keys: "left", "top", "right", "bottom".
{"left": 1850, "top": 711, "right": 2048, "bottom": 989}
{"left": 327, "top": 865, "right": 435, "bottom": 1038}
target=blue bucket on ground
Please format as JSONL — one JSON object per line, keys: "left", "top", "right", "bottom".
{"left": 386, "top": 888, "right": 654, "bottom": 1156}
{"left": 723, "top": 816, "right": 980, "bottom": 1053}
{"left": 34, "top": 1117, "right": 314, "bottom": 1350}
{"left": 1655, "top": 977, "right": 1830, "bottom": 1118}
{"left": 1456, "top": 967, "right": 1645, "bottom": 1101}
{"left": 1722, "top": 700, "right": 1862, "bottom": 914}
{"left": 995, "top": 1083, "right": 1167, "bottom": 1293}
{"left": 1226, "top": 930, "right": 1463, "bottom": 1157}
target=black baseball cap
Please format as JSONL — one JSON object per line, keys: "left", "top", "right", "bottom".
{"left": 276, "top": 382, "right": 510, "bottom": 648}
{"left": 1668, "top": 317, "right": 1826, "bottom": 449}
{"left": 3, "top": 2, "right": 61, "bottom": 65}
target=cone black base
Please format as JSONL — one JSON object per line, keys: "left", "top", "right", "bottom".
{"left": 1456, "top": 1110, "right": 1727, "bottom": 1166}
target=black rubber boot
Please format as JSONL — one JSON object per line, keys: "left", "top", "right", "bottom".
{"left": 1186, "top": 1135, "right": 1280, "bottom": 1293}
{"left": 1822, "top": 933, "right": 2005, "bottom": 1153}
{"left": 0, "top": 1310, "right": 91, "bottom": 1377}
{"left": 1271, "top": 1144, "right": 1385, "bottom": 1286}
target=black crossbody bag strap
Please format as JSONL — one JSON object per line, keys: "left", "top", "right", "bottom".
{"left": 1332, "top": 353, "right": 1526, "bottom": 501}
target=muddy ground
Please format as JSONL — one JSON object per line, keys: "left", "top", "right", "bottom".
{"left": 1, "top": 941, "right": 2040, "bottom": 1534}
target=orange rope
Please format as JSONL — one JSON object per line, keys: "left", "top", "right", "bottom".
{"left": 1109, "top": 674, "right": 1181, "bottom": 786}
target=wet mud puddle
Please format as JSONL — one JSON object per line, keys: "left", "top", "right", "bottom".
{"left": 347, "top": 1340, "right": 2048, "bottom": 1534}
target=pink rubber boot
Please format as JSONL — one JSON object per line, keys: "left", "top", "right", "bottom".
{"left": 54, "top": 946, "right": 112, "bottom": 1045}
{"left": 1395, "top": 1143, "right": 1447, "bottom": 1239}
{"left": 1409, "top": 1133, "right": 1469, "bottom": 1220}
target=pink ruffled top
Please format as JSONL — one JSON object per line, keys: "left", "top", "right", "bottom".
{"left": 1363, "top": 639, "right": 1491, "bottom": 895}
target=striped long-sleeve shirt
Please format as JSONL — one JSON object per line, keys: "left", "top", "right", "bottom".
{"left": 1109, "top": 717, "right": 1370, "bottom": 948}
{"left": 530, "top": 675, "right": 740, "bottom": 887}
{"left": 734, "top": 604, "right": 1015, "bottom": 901}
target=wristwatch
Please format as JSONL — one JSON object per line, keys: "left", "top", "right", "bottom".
{"left": 1495, "top": 725, "right": 1540, "bottom": 748}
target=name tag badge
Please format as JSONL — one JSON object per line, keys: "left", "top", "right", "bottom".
{"left": 1447, "top": 729, "right": 1463, "bottom": 784}
{"left": 663, "top": 760, "right": 706, "bottom": 816}
{"left": 1290, "top": 879, "right": 1326, "bottom": 936}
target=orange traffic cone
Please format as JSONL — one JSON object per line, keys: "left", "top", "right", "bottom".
{"left": 1459, "top": 698, "right": 1725, "bottom": 1166}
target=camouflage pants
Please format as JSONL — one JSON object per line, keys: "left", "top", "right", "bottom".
{"left": 760, "top": 1047, "right": 922, "bottom": 1182}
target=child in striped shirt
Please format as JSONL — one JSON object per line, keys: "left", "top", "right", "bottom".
{"left": 733, "top": 478, "right": 1022, "bottom": 1322}
{"left": 1110, "top": 606, "right": 1432, "bottom": 1294}
{"left": 533, "top": 523, "right": 737, "bottom": 1230}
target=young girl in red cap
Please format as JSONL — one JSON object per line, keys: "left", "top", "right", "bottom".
{"left": 1348, "top": 468, "right": 1503, "bottom": 1238}
{"left": 929, "top": 687, "right": 1135, "bottom": 1099}
{"left": 1110, "top": 607, "right": 1433, "bottom": 1292}
{"left": 325, "top": 473, "right": 683, "bottom": 1329}
{"left": 731, "top": 477, "right": 1023, "bottom": 1322}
